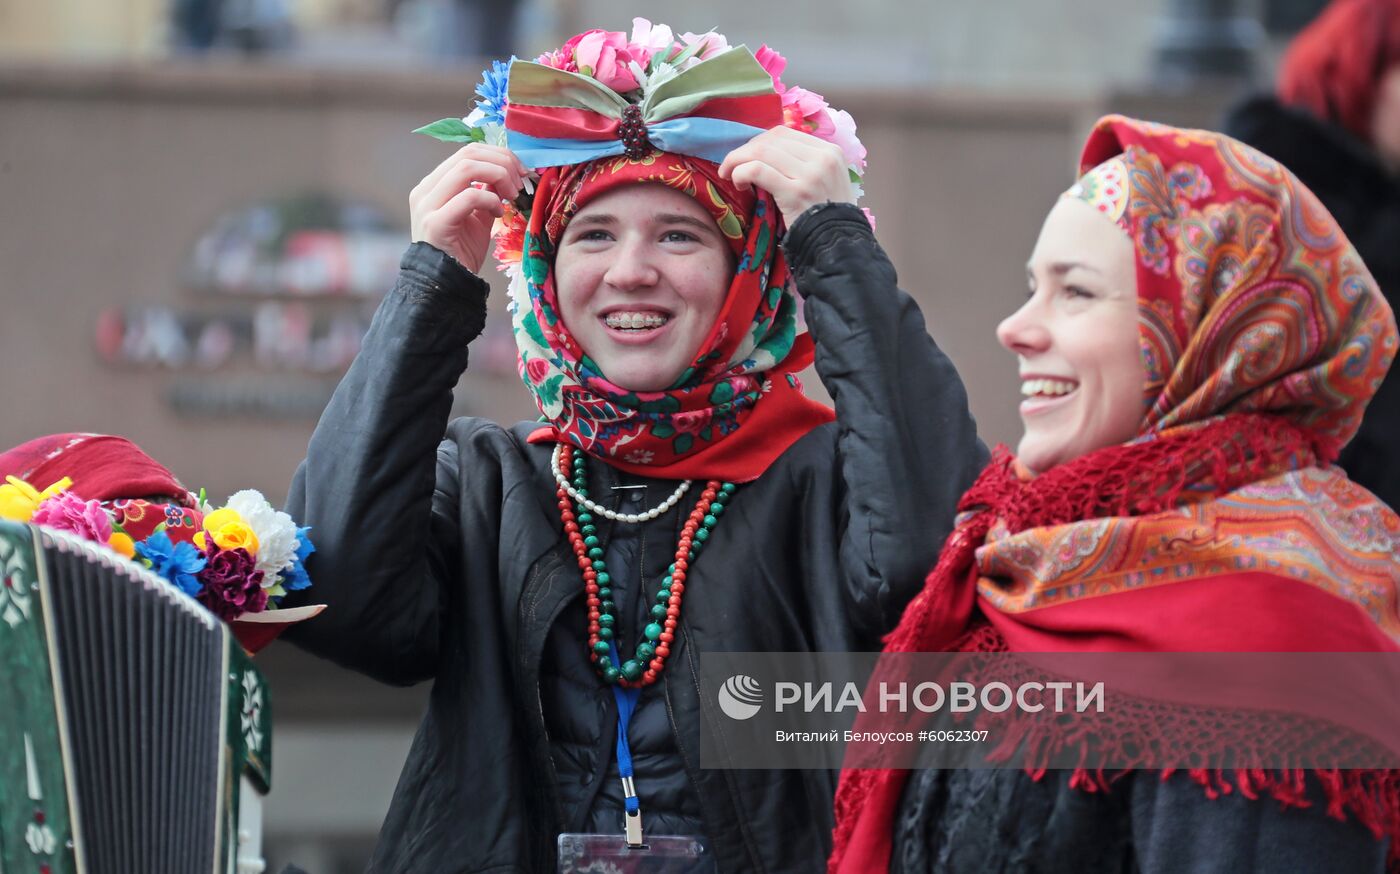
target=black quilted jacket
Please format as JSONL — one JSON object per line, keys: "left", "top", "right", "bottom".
{"left": 282, "top": 203, "right": 986, "bottom": 873}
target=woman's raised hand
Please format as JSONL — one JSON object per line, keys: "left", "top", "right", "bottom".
{"left": 409, "top": 144, "right": 528, "bottom": 274}
{"left": 719, "top": 126, "right": 855, "bottom": 226}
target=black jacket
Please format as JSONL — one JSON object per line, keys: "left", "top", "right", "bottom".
{"left": 283, "top": 203, "right": 986, "bottom": 873}
{"left": 892, "top": 769, "right": 1387, "bottom": 873}
{"left": 1223, "top": 96, "right": 1400, "bottom": 511}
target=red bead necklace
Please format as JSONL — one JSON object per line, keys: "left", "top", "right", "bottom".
{"left": 556, "top": 443, "right": 731, "bottom": 688}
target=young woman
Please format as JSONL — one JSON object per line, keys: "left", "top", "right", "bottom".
{"left": 832, "top": 115, "right": 1400, "bottom": 873}
{"left": 281, "top": 26, "right": 984, "bottom": 872}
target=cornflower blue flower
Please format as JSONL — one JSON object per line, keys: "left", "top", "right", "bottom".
{"left": 475, "top": 58, "right": 515, "bottom": 126}
{"left": 280, "top": 526, "right": 316, "bottom": 593}
{"left": 135, "top": 530, "right": 207, "bottom": 598}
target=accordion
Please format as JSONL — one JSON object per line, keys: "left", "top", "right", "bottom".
{"left": 0, "top": 519, "right": 272, "bottom": 874}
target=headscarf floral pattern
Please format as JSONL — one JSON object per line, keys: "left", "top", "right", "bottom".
{"left": 513, "top": 151, "right": 833, "bottom": 482}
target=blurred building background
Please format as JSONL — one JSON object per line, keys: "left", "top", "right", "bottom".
{"left": 0, "top": 0, "right": 1330, "bottom": 870}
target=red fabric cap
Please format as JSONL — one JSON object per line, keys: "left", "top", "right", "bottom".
{"left": 0, "top": 433, "right": 192, "bottom": 505}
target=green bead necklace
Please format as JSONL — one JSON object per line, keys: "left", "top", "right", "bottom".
{"left": 556, "top": 443, "right": 734, "bottom": 687}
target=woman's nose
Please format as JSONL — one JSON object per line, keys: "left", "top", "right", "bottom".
{"left": 996, "top": 296, "right": 1052, "bottom": 356}
{"left": 602, "top": 237, "right": 661, "bottom": 290}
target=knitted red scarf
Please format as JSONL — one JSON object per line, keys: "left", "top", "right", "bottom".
{"left": 830, "top": 414, "right": 1400, "bottom": 873}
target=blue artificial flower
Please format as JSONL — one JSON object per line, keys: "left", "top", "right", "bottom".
{"left": 134, "top": 530, "right": 207, "bottom": 598}
{"left": 281, "top": 526, "right": 315, "bottom": 593}
{"left": 475, "top": 57, "right": 515, "bottom": 126}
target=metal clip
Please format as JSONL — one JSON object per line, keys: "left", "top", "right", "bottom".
{"left": 622, "top": 776, "right": 644, "bottom": 847}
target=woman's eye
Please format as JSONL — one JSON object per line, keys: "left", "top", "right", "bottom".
{"left": 1065, "top": 285, "right": 1095, "bottom": 300}
{"left": 574, "top": 230, "right": 612, "bottom": 242}
{"left": 662, "top": 230, "right": 699, "bottom": 243}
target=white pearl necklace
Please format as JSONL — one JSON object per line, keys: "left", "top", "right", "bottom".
{"left": 551, "top": 443, "right": 693, "bottom": 524}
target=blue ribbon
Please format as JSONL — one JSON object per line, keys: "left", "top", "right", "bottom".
{"left": 507, "top": 116, "right": 768, "bottom": 169}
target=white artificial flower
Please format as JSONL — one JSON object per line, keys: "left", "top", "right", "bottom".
{"left": 630, "top": 17, "right": 674, "bottom": 61}
{"left": 646, "top": 61, "right": 680, "bottom": 91}
{"left": 225, "top": 490, "right": 299, "bottom": 584}
{"left": 481, "top": 122, "right": 508, "bottom": 147}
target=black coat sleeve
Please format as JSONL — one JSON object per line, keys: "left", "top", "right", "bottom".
{"left": 783, "top": 202, "right": 988, "bottom": 640}
{"left": 281, "top": 242, "right": 488, "bottom": 686}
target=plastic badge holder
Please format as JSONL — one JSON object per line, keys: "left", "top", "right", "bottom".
{"left": 557, "top": 834, "right": 715, "bottom": 873}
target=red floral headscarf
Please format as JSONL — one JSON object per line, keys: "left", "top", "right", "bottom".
{"left": 516, "top": 151, "right": 834, "bottom": 483}
{"left": 1081, "top": 116, "right": 1395, "bottom": 450}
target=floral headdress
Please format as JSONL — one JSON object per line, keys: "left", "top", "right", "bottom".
{"left": 415, "top": 19, "right": 869, "bottom": 280}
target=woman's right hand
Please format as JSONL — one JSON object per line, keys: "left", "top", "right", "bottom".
{"left": 409, "top": 144, "right": 528, "bottom": 274}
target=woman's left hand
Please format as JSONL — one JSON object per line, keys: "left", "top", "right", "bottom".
{"left": 719, "top": 126, "right": 855, "bottom": 225}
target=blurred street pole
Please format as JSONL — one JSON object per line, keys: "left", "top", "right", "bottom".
{"left": 1153, "top": 0, "right": 1266, "bottom": 83}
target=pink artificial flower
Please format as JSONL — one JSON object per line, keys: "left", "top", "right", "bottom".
{"left": 491, "top": 201, "right": 526, "bottom": 269}
{"left": 678, "top": 31, "right": 729, "bottom": 58}
{"left": 535, "top": 45, "right": 577, "bottom": 73}
{"left": 570, "top": 29, "right": 643, "bottom": 93}
{"left": 826, "top": 107, "right": 867, "bottom": 170}
{"left": 862, "top": 208, "right": 877, "bottom": 231}
{"left": 629, "top": 17, "right": 674, "bottom": 66}
{"left": 781, "top": 87, "right": 836, "bottom": 139}
{"left": 32, "top": 492, "right": 112, "bottom": 544}
{"left": 675, "top": 30, "right": 730, "bottom": 69}
{"left": 754, "top": 44, "right": 787, "bottom": 92}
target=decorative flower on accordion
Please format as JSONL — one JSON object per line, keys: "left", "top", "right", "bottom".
{"left": 0, "top": 475, "right": 72, "bottom": 523}
{"left": 2, "top": 476, "right": 314, "bottom": 625}
{"left": 412, "top": 18, "right": 870, "bottom": 276}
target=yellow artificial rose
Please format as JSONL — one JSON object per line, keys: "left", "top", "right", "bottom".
{"left": 0, "top": 475, "right": 72, "bottom": 522}
{"left": 108, "top": 532, "right": 136, "bottom": 558}
{"left": 202, "top": 507, "right": 243, "bottom": 532}
{"left": 201, "top": 508, "right": 259, "bottom": 554}
{"left": 210, "top": 520, "right": 259, "bottom": 553}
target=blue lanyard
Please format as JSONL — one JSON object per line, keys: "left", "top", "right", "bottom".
{"left": 609, "top": 642, "right": 645, "bottom": 845}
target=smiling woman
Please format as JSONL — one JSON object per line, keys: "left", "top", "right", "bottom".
{"left": 554, "top": 184, "right": 733, "bottom": 394}
{"left": 277, "top": 23, "right": 985, "bottom": 873}
{"left": 999, "top": 195, "right": 1144, "bottom": 473}
{"left": 832, "top": 114, "right": 1400, "bottom": 874}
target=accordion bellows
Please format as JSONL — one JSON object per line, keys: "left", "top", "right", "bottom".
{"left": 0, "top": 520, "right": 271, "bottom": 874}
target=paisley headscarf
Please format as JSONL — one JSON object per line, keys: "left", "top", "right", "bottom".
{"left": 515, "top": 150, "right": 834, "bottom": 482}
{"left": 830, "top": 116, "right": 1400, "bottom": 873}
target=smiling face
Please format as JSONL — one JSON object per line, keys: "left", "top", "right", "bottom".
{"left": 552, "top": 183, "right": 734, "bottom": 393}
{"left": 996, "top": 196, "right": 1147, "bottom": 473}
